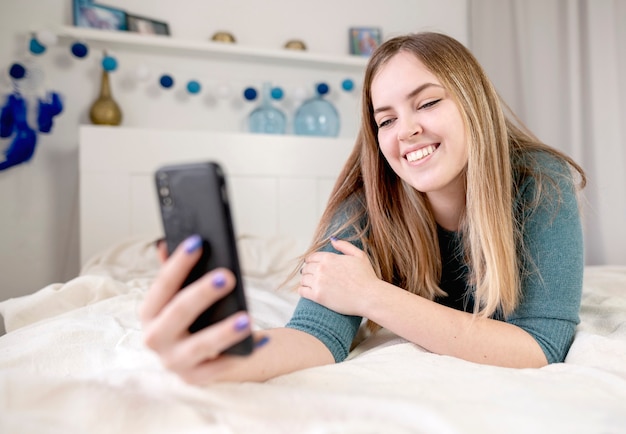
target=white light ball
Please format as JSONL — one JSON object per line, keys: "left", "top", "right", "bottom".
{"left": 135, "top": 65, "right": 151, "bottom": 81}
{"left": 293, "top": 86, "right": 308, "bottom": 102}
{"left": 216, "top": 84, "right": 232, "bottom": 99}
{"left": 36, "top": 30, "right": 58, "bottom": 46}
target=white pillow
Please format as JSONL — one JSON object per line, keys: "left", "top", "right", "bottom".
{"left": 237, "top": 234, "right": 308, "bottom": 279}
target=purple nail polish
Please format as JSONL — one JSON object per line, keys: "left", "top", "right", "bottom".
{"left": 330, "top": 236, "right": 338, "bottom": 242}
{"left": 212, "top": 272, "right": 226, "bottom": 289}
{"left": 183, "top": 235, "right": 202, "bottom": 253}
{"left": 234, "top": 315, "right": 250, "bottom": 331}
{"left": 254, "top": 335, "right": 270, "bottom": 349}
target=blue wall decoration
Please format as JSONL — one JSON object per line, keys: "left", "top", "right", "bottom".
{"left": 159, "top": 74, "right": 174, "bottom": 89}
{"left": 1, "top": 35, "right": 65, "bottom": 171}
{"left": 0, "top": 87, "right": 64, "bottom": 171}
{"left": 186, "top": 80, "right": 201, "bottom": 94}
{"left": 243, "top": 87, "right": 257, "bottom": 101}
{"left": 101, "top": 54, "right": 118, "bottom": 72}
{"left": 8, "top": 29, "right": 362, "bottom": 143}
{"left": 29, "top": 36, "right": 47, "bottom": 55}
{"left": 70, "top": 41, "right": 89, "bottom": 58}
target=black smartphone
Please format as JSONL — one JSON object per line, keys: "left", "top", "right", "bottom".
{"left": 155, "top": 161, "right": 253, "bottom": 356}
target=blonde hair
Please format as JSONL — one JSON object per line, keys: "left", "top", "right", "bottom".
{"left": 291, "top": 32, "right": 585, "bottom": 329}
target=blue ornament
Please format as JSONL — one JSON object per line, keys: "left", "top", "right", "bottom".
{"left": 37, "top": 92, "right": 64, "bottom": 133}
{"left": 341, "top": 78, "right": 354, "bottom": 92}
{"left": 243, "top": 87, "right": 257, "bottom": 101}
{"left": 0, "top": 93, "right": 38, "bottom": 171}
{"left": 270, "top": 86, "right": 284, "bottom": 100}
{"left": 9, "top": 63, "right": 26, "bottom": 80}
{"left": 101, "top": 56, "right": 118, "bottom": 72}
{"left": 186, "top": 80, "right": 201, "bottom": 94}
{"left": 159, "top": 74, "right": 174, "bottom": 88}
{"left": 29, "top": 37, "right": 46, "bottom": 55}
{"left": 71, "top": 42, "right": 89, "bottom": 58}
{"left": 316, "top": 82, "right": 330, "bottom": 96}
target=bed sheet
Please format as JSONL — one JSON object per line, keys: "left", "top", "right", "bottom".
{"left": 1, "top": 237, "right": 625, "bottom": 434}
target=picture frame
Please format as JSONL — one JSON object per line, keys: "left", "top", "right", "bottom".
{"left": 349, "top": 27, "right": 382, "bottom": 56}
{"left": 126, "top": 13, "right": 170, "bottom": 36}
{"left": 73, "top": 1, "right": 127, "bottom": 31}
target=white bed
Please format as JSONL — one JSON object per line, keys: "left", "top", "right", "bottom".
{"left": 1, "top": 126, "right": 625, "bottom": 434}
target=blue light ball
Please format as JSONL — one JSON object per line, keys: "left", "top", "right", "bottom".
{"left": 243, "top": 87, "right": 257, "bottom": 101}
{"left": 316, "top": 82, "right": 329, "bottom": 96}
{"left": 270, "top": 87, "right": 284, "bottom": 100}
{"left": 159, "top": 74, "right": 174, "bottom": 88}
{"left": 71, "top": 42, "right": 89, "bottom": 58}
{"left": 187, "top": 80, "right": 201, "bottom": 94}
{"left": 341, "top": 78, "right": 354, "bottom": 92}
{"left": 9, "top": 63, "right": 26, "bottom": 80}
{"left": 102, "top": 56, "right": 118, "bottom": 72}
{"left": 29, "top": 37, "right": 46, "bottom": 55}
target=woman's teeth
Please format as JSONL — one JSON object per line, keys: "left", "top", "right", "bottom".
{"left": 406, "top": 145, "right": 436, "bottom": 162}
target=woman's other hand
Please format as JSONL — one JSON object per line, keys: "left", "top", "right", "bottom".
{"left": 298, "top": 238, "right": 382, "bottom": 316}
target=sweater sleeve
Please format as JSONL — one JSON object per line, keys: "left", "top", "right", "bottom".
{"left": 285, "top": 224, "right": 364, "bottom": 363}
{"left": 506, "top": 156, "right": 584, "bottom": 363}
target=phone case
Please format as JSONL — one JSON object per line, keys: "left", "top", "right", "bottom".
{"left": 155, "top": 161, "right": 253, "bottom": 356}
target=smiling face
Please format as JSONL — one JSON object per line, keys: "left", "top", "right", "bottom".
{"left": 371, "top": 51, "right": 469, "bottom": 219}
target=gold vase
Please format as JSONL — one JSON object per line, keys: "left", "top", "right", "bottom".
{"left": 89, "top": 69, "right": 122, "bottom": 126}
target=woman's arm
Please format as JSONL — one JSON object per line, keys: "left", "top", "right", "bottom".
{"left": 172, "top": 327, "right": 334, "bottom": 384}
{"left": 140, "top": 237, "right": 333, "bottom": 384}
{"left": 299, "top": 239, "right": 548, "bottom": 368}
{"left": 360, "top": 278, "right": 548, "bottom": 368}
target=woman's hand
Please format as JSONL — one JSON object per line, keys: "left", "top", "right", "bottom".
{"left": 139, "top": 235, "right": 259, "bottom": 383}
{"left": 298, "top": 238, "right": 382, "bottom": 317}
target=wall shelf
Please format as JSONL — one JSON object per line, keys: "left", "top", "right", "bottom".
{"left": 54, "top": 26, "right": 369, "bottom": 72}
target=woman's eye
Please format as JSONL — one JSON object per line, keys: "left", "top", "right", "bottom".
{"left": 378, "top": 118, "right": 394, "bottom": 128}
{"left": 418, "top": 99, "right": 441, "bottom": 110}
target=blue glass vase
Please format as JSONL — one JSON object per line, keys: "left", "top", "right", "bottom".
{"left": 294, "top": 83, "right": 340, "bottom": 137}
{"left": 248, "top": 83, "right": 286, "bottom": 134}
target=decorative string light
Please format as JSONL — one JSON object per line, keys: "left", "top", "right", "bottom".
{"left": 70, "top": 41, "right": 89, "bottom": 58}
{"left": 159, "top": 74, "right": 174, "bottom": 89}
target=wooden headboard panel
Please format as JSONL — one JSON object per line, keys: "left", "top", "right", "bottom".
{"left": 78, "top": 126, "right": 354, "bottom": 265}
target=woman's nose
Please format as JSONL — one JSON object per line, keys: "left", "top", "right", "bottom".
{"left": 397, "top": 115, "right": 422, "bottom": 141}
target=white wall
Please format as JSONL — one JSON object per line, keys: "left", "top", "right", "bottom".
{"left": 0, "top": 0, "right": 469, "bottom": 307}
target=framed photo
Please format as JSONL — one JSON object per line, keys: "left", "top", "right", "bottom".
{"left": 73, "top": 1, "right": 127, "bottom": 31}
{"left": 126, "top": 13, "right": 170, "bottom": 36}
{"left": 349, "top": 27, "right": 382, "bottom": 56}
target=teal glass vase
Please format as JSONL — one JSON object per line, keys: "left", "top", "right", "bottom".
{"left": 294, "top": 83, "right": 340, "bottom": 137}
{"left": 248, "top": 82, "right": 286, "bottom": 134}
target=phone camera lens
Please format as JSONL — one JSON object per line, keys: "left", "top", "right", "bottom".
{"left": 159, "top": 187, "right": 170, "bottom": 197}
{"left": 162, "top": 197, "right": 173, "bottom": 207}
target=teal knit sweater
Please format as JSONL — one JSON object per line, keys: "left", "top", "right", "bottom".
{"left": 286, "top": 153, "right": 584, "bottom": 364}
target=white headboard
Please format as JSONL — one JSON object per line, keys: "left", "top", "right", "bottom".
{"left": 79, "top": 126, "right": 354, "bottom": 265}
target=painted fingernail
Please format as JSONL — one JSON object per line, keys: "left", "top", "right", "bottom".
{"left": 234, "top": 314, "right": 250, "bottom": 331}
{"left": 183, "top": 235, "right": 202, "bottom": 253}
{"left": 255, "top": 336, "right": 270, "bottom": 349}
{"left": 330, "top": 236, "right": 338, "bottom": 242}
{"left": 212, "top": 272, "right": 226, "bottom": 289}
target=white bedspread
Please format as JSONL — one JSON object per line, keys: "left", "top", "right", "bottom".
{"left": 1, "top": 238, "right": 625, "bottom": 434}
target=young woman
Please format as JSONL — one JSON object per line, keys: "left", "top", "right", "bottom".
{"left": 140, "top": 32, "right": 586, "bottom": 384}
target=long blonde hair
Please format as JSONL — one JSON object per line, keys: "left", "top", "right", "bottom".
{"left": 293, "top": 32, "right": 585, "bottom": 328}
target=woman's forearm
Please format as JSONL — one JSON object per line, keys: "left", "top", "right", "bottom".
{"left": 363, "top": 281, "right": 548, "bottom": 368}
{"left": 181, "top": 327, "right": 335, "bottom": 384}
